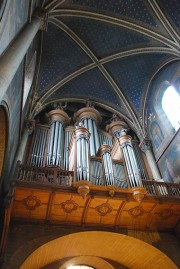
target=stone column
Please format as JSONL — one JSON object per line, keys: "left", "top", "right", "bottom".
{"left": 139, "top": 139, "right": 161, "bottom": 180}
{"left": 15, "top": 120, "right": 35, "bottom": 163}
{"left": 0, "top": 16, "right": 42, "bottom": 101}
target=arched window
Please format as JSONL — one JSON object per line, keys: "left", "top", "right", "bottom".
{"left": 67, "top": 266, "right": 94, "bottom": 269}
{"left": 162, "top": 85, "right": 180, "bottom": 131}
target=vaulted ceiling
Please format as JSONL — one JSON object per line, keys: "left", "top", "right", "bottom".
{"left": 32, "top": 0, "right": 180, "bottom": 137}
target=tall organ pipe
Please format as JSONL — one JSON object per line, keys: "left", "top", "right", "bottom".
{"left": 120, "top": 135, "right": 141, "bottom": 187}
{"left": 100, "top": 144, "right": 115, "bottom": 186}
{"left": 73, "top": 107, "right": 102, "bottom": 156}
{"left": 46, "top": 109, "right": 70, "bottom": 167}
{"left": 64, "top": 127, "right": 73, "bottom": 170}
{"left": 29, "top": 127, "right": 48, "bottom": 167}
{"left": 106, "top": 119, "right": 141, "bottom": 187}
{"left": 74, "top": 126, "right": 90, "bottom": 181}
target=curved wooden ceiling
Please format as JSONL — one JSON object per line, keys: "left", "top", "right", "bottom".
{"left": 20, "top": 231, "right": 178, "bottom": 269}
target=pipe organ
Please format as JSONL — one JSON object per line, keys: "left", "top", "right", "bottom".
{"left": 132, "top": 141, "right": 147, "bottom": 180}
{"left": 28, "top": 125, "right": 48, "bottom": 167}
{"left": 63, "top": 126, "right": 74, "bottom": 170}
{"left": 73, "top": 125, "right": 90, "bottom": 181}
{"left": 99, "top": 130, "right": 113, "bottom": 147}
{"left": 27, "top": 107, "right": 148, "bottom": 189}
{"left": 99, "top": 144, "right": 115, "bottom": 186}
{"left": 46, "top": 109, "right": 70, "bottom": 168}
{"left": 106, "top": 119, "right": 143, "bottom": 187}
{"left": 90, "top": 159, "right": 103, "bottom": 185}
{"left": 74, "top": 107, "right": 101, "bottom": 156}
{"left": 119, "top": 134, "right": 140, "bottom": 187}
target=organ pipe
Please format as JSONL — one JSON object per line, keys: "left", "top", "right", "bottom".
{"left": 64, "top": 127, "right": 74, "bottom": 170}
{"left": 29, "top": 126, "right": 48, "bottom": 167}
{"left": 120, "top": 135, "right": 141, "bottom": 187}
{"left": 106, "top": 118, "right": 141, "bottom": 187}
{"left": 99, "top": 144, "right": 115, "bottom": 186}
{"left": 113, "top": 162, "right": 127, "bottom": 188}
{"left": 132, "top": 142, "right": 147, "bottom": 180}
{"left": 74, "top": 106, "right": 101, "bottom": 156}
{"left": 74, "top": 126, "right": 90, "bottom": 181}
{"left": 46, "top": 109, "right": 70, "bottom": 168}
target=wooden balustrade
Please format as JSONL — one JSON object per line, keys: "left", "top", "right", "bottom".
{"left": 16, "top": 164, "right": 73, "bottom": 187}
{"left": 141, "top": 180, "right": 180, "bottom": 198}
{"left": 14, "top": 164, "right": 180, "bottom": 199}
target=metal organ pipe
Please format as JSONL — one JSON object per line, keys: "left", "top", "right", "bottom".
{"left": 64, "top": 127, "right": 73, "bottom": 170}
{"left": 120, "top": 135, "right": 141, "bottom": 187}
{"left": 46, "top": 109, "right": 70, "bottom": 167}
{"left": 106, "top": 119, "right": 141, "bottom": 187}
{"left": 132, "top": 142, "right": 147, "bottom": 180}
{"left": 73, "top": 107, "right": 102, "bottom": 156}
{"left": 75, "top": 126, "right": 90, "bottom": 181}
{"left": 100, "top": 144, "right": 115, "bottom": 186}
{"left": 29, "top": 127, "right": 48, "bottom": 167}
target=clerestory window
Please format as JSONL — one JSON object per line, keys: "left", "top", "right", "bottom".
{"left": 162, "top": 85, "right": 180, "bottom": 131}
{"left": 67, "top": 265, "right": 94, "bottom": 269}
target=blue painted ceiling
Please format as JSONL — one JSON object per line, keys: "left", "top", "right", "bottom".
{"left": 35, "top": 0, "right": 180, "bottom": 124}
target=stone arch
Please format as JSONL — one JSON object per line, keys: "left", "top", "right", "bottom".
{"left": 0, "top": 105, "right": 8, "bottom": 180}
{"left": 20, "top": 231, "right": 177, "bottom": 269}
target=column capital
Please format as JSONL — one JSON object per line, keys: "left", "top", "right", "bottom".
{"left": 139, "top": 138, "right": 152, "bottom": 153}
{"left": 33, "top": 9, "right": 49, "bottom": 31}
{"left": 24, "top": 120, "right": 35, "bottom": 135}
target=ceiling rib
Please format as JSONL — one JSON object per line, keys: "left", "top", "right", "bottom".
{"left": 49, "top": 9, "right": 180, "bottom": 50}
{"left": 33, "top": 62, "right": 96, "bottom": 108}
{"left": 100, "top": 47, "right": 180, "bottom": 64}
{"left": 148, "top": 0, "right": 180, "bottom": 44}
{"left": 45, "top": 0, "right": 66, "bottom": 11}
{"left": 43, "top": 18, "right": 143, "bottom": 135}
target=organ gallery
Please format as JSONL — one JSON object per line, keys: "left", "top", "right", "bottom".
{"left": 19, "top": 104, "right": 148, "bottom": 190}
{"left": 0, "top": 1, "right": 180, "bottom": 268}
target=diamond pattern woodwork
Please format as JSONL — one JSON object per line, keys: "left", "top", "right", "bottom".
{"left": 12, "top": 186, "right": 180, "bottom": 231}
{"left": 61, "top": 199, "right": 79, "bottom": 213}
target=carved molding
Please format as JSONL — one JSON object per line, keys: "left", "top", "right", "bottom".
{"left": 22, "top": 195, "right": 41, "bottom": 210}
{"left": 34, "top": 9, "right": 49, "bottom": 31}
{"left": 128, "top": 206, "right": 144, "bottom": 218}
{"left": 139, "top": 138, "right": 152, "bottom": 152}
{"left": 25, "top": 120, "right": 35, "bottom": 135}
{"left": 61, "top": 199, "right": 79, "bottom": 213}
{"left": 157, "top": 209, "right": 174, "bottom": 220}
{"left": 95, "top": 202, "right": 112, "bottom": 216}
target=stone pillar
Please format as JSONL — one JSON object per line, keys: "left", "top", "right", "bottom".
{"left": 99, "top": 144, "right": 115, "bottom": 186}
{"left": 0, "top": 16, "right": 42, "bottom": 101}
{"left": 74, "top": 106, "right": 101, "bottom": 156}
{"left": 46, "top": 109, "right": 70, "bottom": 167}
{"left": 15, "top": 120, "right": 35, "bottom": 163}
{"left": 139, "top": 139, "right": 161, "bottom": 180}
